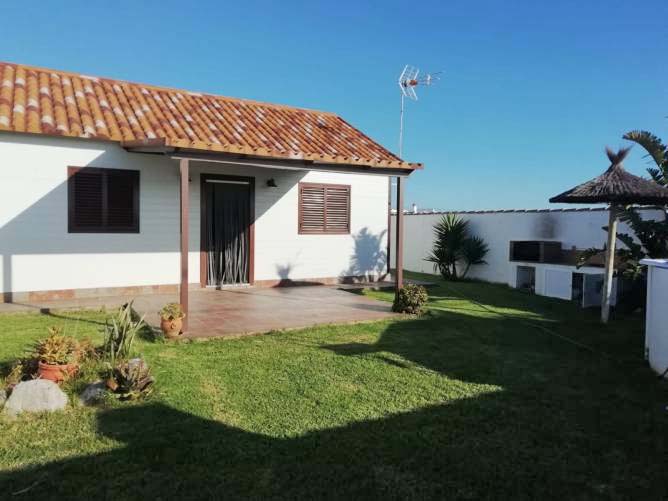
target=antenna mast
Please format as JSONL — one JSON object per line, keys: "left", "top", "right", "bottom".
{"left": 397, "top": 65, "right": 439, "bottom": 157}
{"left": 388, "top": 65, "right": 440, "bottom": 281}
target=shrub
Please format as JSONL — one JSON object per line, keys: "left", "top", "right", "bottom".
{"left": 33, "top": 327, "right": 80, "bottom": 365}
{"left": 102, "top": 301, "right": 146, "bottom": 366}
{"left": 392, "top": 284, "right": 428, "bottom": 314}
{"left": 159, "top": 303, "right": 185, "bottom": 321}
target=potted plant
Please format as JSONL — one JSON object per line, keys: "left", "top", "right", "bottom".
{"left": 159, "top": 303, "right": 185, "bottom": 339}
{"left": 33, "top": 327, "right": 80, "bottom": 383}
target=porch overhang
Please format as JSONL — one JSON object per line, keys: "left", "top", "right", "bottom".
{"left": 121, "top": 139, "right": 421, "bottom": 177}
{"left": 134, "top": 144, "right": 420, "bottom": 335}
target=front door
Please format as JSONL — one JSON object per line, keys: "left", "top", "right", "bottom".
{"left": 201, "top": 175, "right": 253, "bottom": 287}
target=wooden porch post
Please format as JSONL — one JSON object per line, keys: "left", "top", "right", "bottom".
{"left": 395, "top": 176, "right": 404, "bottom": 296}
{"left": 387, "top": 176, "right": 392, "bottom": 276}
{"left": 601, "top": 205, "right": 618, "bottom": 323}
{"left": 179, "top": 158, "right": 189, "bottom": 332}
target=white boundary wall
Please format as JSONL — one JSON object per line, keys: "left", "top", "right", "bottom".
{"left": 391, "top": 209, "right": 663, "bottom": 288}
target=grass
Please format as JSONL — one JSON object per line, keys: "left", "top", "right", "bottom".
{"left": 0, "top": 275, "right": 667, "bottom": 499}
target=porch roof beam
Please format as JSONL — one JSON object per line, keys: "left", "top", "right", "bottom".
{"left": 168, "top": 153, "right": 414, "bottom": 177}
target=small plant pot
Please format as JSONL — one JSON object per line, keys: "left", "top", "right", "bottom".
{"left": 160, "top": 317, "right": 183, "bottom": 339}
{"left": 38, "top": 360, "right": 77, "bottom": 383}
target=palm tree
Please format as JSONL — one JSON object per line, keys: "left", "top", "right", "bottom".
{"left": 618, "top": 130, "right": 668, "bottom": 261}
{"left": 623, "top": 130, "right": 668, "bottom": 186}
{"left": 425, "top": 214, "right": 489, "bottom": 280}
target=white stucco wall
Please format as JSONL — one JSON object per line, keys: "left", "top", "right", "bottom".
{"left": 391, "top": 209, "right": 663, "bottom": 287}
{"left": 0, "top": 133, "right": 389, "bottom": 294}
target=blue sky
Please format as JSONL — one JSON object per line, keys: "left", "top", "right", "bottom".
{"left": 3, "top": 0, "right": 667, "bottom": 210}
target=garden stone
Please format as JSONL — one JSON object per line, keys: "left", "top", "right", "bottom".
{"left": 79, "top": 381, "right": 107, "bottom": 406}
{"left": 3, "top": 379, "right": 68, "bottom": 417}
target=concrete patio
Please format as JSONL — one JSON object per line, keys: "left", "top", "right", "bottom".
{"left": 0, "top": 285, "right": 398, "bottom": 338}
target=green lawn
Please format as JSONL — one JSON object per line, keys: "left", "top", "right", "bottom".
{"left": 1, "top": 276, "right": 667, "bottom": 499}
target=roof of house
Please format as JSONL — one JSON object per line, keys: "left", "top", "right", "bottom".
{"left": 550, "top": 147, "right": 668, "bottom": 205}
{"left": 0, "top": 62, "right": 420, "bottom": 170}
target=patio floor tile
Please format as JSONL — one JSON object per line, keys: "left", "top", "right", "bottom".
{"left": 0, "top": 285, "right": 397, "bottom": 338}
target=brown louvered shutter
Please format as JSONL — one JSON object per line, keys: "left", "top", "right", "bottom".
{"left": 107, "top": 169, "right": 139, "bottom": 229}
{"left": 298, "top": 183, "right": 350, "bottom": 234}
{"left": 72, "top": 169, "right": 104, "bottom": 229}
{"left": 68, "top": 167, "right": 139, "bottom": 233}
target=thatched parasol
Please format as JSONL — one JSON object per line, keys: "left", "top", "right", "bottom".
{"left": 550, "top": 147, "right": 668, "bottom": 322}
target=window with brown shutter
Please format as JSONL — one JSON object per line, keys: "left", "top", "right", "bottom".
{"left": 298, "top": 183, "right": 350, "bottom": 234}
{"left": 68, "top": 167, "right": 139, "bottom": 233}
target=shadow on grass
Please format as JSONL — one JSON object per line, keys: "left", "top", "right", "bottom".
{"left": 3, "top": 389, "right": 662, "bottom": 500}
{"left": 0, "top": 400, "right": 506, "bottom": 499}
{"left": 1, "top": 309, "right": 666, "bottom": 499}
{"left": 1, "top": 306, "right": 109, "bottom": 327}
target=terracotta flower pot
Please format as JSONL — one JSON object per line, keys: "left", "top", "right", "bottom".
{"left": 38, "top": 360, "right": 77, "bottom": 383}
{"left": 160, "top": 316, "right": 183, "bottom": 339}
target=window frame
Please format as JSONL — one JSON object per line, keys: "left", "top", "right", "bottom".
{"left": 297, "top": 182, "right": 351, "bottom": 235}
{"left": 68, "top": 166, "right": 140, "bottom": 234}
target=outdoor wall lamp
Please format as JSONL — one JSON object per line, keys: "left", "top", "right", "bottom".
{"left": 266, "top": 178, "right": 278, "bottom": 188}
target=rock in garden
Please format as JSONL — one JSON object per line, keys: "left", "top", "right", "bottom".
{"left": 79, "top": 381, "right": 107, "bottom": 406}
{"left": 3, "top": 379, "right": 68, "bottom": 417}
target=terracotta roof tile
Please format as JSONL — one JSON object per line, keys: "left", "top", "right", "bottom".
{"left": 0, "top": 62, "right": 420, "bottom": 170}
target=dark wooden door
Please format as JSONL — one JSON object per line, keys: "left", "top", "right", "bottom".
{"left": 202, "top": 177, "right": 252, "bottom": 287}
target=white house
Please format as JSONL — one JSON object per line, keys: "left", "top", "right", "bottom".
{"left": 0, "top": 61, "right": 420, "bottom": 326}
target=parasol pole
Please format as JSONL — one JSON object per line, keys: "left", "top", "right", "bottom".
{"left": 601, "top": 204, "right": 618, "bottom": 323}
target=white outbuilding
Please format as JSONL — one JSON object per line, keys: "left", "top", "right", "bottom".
{"left": 640, "top": 259, "right": 668, "bottom": 377}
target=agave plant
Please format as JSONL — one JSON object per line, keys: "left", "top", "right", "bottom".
{"left": 425, "top": 214, "right": 489, "bottom": 280}
{"left": 106, "top": 358, "right": 154, "bottom": 401}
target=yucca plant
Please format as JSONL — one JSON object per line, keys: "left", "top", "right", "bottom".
{"left": 461, "top": 236, "right": 490, "bottom": 278}
{"left": 425, "top": 214, "right": 489, "bottom": 280}
{"left": 102, "top": 301, "right": 146, "bottom": 367}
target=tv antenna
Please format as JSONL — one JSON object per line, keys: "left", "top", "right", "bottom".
{"left": 397, "top": 65, "right": 440, "bottom": 157}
